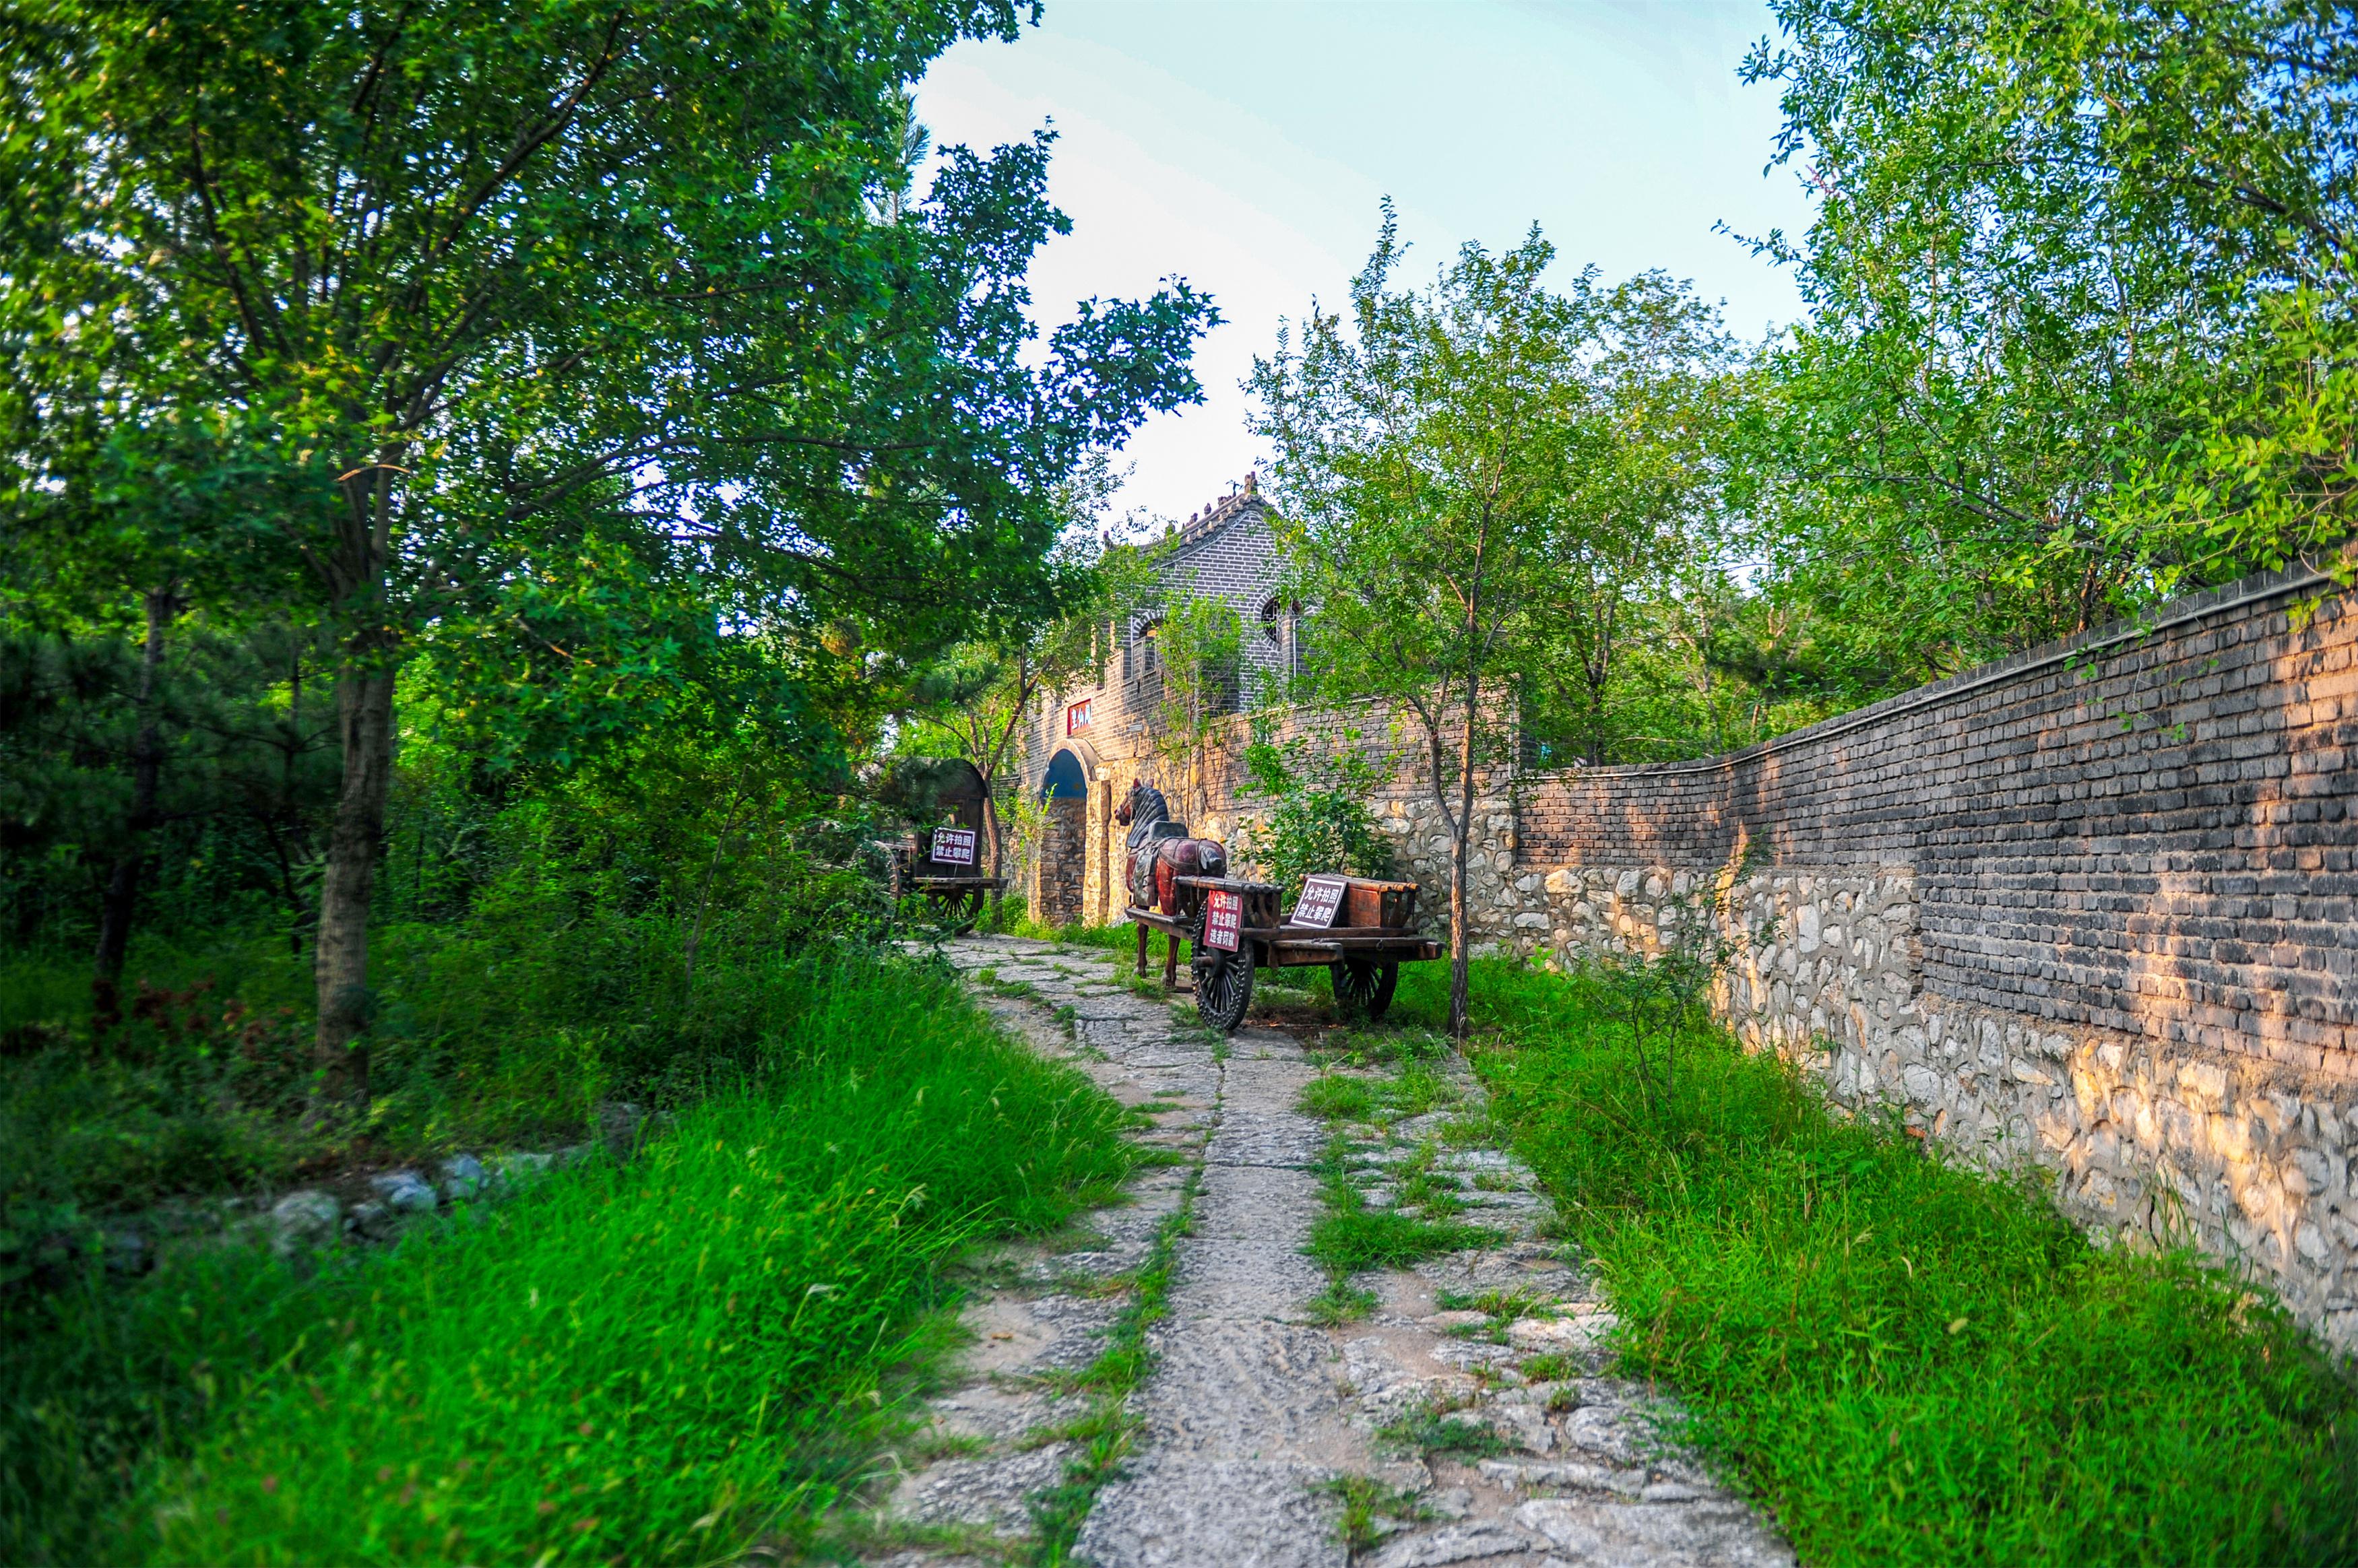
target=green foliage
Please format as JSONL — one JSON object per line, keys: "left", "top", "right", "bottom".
{"left": 1744, "top": 0, "right": 2358, "bottom": 678}
{"left": 0, "top": 0, "right": 1214, "bottom": 1081}
{"left": 1, "top": 949, "right": 1135, "bottom": 1566}
{"left": 1252, "top": 207, "right": 1597, "bottom": 1033}
{"left": 1316, "top": 1474, "right": 1430, "bottom": 1553}
{"left": 1237, "top": 739, "right": 1393, "bottom": 892}
{"left": 1141, "top": 592, "right": 1245, "bottom": 823}
{"left": 1377, "top": 1406, "right": 1508, "bottom": 1460}
{"left": 1381, "top": 956, "right": 2358, "bottom": 1567}
{"left": 1305, "top": 1208, "right": 1502, "bottom": 1276}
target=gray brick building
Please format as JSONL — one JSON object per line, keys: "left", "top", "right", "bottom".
{"left": 1018, "top": 473, "right": 1288, "bottom": 925}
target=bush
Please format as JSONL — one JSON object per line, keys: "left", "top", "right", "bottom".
{"left": 1238, "top": 740, "right": 1393, "bottom": 892}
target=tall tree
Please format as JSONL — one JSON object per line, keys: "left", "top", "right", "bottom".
{"left": 1252, "top": 210, "right": 1591, "bottom": 1038}
{"left": 1746, "top": 0, "right": 2358, "bottom": 676}
{"left": 1530, "top": 274, "right": 1740, "bottom": 764}
{"left": 1145, "top": 593, "right": 1244, "bottom": 826}
{"left": 897, "top": 455, "right": 1157, "bottom": 883}
{"left": 0, "top": 1, "right": 1213, "bottom": 1102}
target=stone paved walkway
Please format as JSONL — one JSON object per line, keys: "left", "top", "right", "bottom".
{"left": 858, "top": 936, "right": 1791, "bottom": 1568}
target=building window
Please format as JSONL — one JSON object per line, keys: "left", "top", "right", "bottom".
{"left": 1066, "top": 698, "right": 1093, "bottom": 736}
{"left": 1261, "top": 597, "right": 1283, "bottom": 645}
{"left": 1137, "top": 616, "right": 1161, "bottom": 676}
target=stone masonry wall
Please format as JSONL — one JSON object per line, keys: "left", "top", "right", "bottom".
{"left": 1340, "top": 563, "right": 2358, "bottom": 1348}
{"left": 1029, "top": 797, "right": 1086, "bottom": 928}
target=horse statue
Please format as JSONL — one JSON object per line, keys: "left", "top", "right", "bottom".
{"left": 1116, "top": 781, "right": 1228, "bottom": 914}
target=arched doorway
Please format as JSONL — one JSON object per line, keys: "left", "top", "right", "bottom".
{"left": 1043, "top": 749, "right": 1087, "bottom": 800}
{"left": 1034, "top": 749, "right": 1090, "bottom": 925}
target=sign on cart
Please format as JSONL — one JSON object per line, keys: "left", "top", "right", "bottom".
{"left": 1294, "top": 874, "right": 1347, "bottom": 928}
{"left": 932, "top": 826, "right": 978, "bottom": 867}
{"left": 1203, "top": 888, "right": 1243, "bottom": 952}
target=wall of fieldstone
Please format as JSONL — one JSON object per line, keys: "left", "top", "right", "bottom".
{"left": 1337, "top": 560, "right": 2358, "bottom": 1348}
{"left": 1029, "top": 797, "right": 1087, "bottom": 927}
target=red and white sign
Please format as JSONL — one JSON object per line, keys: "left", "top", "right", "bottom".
{"left": 932, "top": 826, "right": 977, "bottom": 867}
{"left": 1293, "top": 874, "right": 1347, "bottom": 929}
{"left": 1066, "top": 698, "right": 1093, "bottom": 735}
{"left": 1203, "top": 888, "right": 1243, "bottom": 952}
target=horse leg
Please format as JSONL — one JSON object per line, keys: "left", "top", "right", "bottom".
{"left": 1164, "top": 929, "right": 1180, "bottom": 990}
{"left": 1135, "top": 919, "right": 1149, "bottom": 977}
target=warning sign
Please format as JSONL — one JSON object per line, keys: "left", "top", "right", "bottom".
{"left": 1293, "top": 874, "right": 1347, "bottom": 928}
{"left": 932, "top": 826, "right": 978, "bottom": 867}
{"left": 1203, "top": 889, "right": 1243, "bottom": 952}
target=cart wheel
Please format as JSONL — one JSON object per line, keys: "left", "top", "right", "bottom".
{"left": 1330, "top": 958, "right": 1399, "bottom": 1022}
{"left": 945, "top": 887, "right": 985, "bottom": 935}
{"left": 1194, "top": 949, "right": 1254, "bottom": 1033}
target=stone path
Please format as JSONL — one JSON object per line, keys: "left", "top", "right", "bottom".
{"left": 850, "top": 936, "right": 1791, "bottom": 1568}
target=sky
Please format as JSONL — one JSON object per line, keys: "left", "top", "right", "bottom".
{"left": 916, "top": 0, "right": 1819, "bottom": 524}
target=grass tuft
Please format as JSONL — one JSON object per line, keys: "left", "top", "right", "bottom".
{"left": 1314, "top": 1474, "right": 1430, "bottom": 1555}
{"left": 1376, "top": 1404, "right": 1508, "bottom": 1460}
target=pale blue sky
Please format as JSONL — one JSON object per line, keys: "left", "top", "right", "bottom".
{"left": 918, "top": 0, "right": 1815, "bottom": 521}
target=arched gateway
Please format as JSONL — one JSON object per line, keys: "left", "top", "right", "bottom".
{"left": 1032, "top": 747, "right": 1093, "bottom": 925}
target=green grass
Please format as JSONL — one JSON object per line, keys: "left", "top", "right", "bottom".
{"left": 1416, "top": 956, "right": 2358, "bottom": 1567}
{"left": 1296, "top": 1063, "right": 1455, "bottom": 1126}
{"left": 1314, "top": 1474, "right": 1430, "bottom": 1555}
{"left": 2, "top": 950, "right": 1136, "bottom": 1567}
{"left": 1, "top": 899, "right": 962, "bottom": 1239}
{"left": 1306, "top": 1208, "right": 1501, "bottom": 1276}
{"left": 1376, "top": 1405, "right": 1508, "bottom": 1460}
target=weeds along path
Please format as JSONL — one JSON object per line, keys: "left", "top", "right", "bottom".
{"left": 1290, "top": 1051, "right": 1791, "bottom": 1568}
{"left": 877, "top": 937, "right": 1789, "bottom": 1568}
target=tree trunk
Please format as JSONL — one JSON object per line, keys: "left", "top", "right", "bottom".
{"left": 982, "top": 787, "right": 1004, "bottom": 899}
{"left": 313, "top": 649, "right": 397, "bottom": 1104}
{"left": 1447, "top": 682, "right": 1479, "bottom": 1040}
{"left": 94, "top": 585, "right": 175, "bottom": 1000}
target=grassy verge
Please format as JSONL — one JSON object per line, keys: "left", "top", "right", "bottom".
{"left": 1, "top": 895, "right": 916, "bottom": 1251}
{"left": 2, "top": 950, "right": 1135, "bottom": 1567}
{"left": 1378, "top": 956, "right": 2358, "bottom": 1566}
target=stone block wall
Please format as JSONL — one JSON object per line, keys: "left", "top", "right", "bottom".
{"left": 1029, "top": 797, "right": 1087, "bottom": 928}
{"left": 1221, "top": 562, "right": 2358, "bottom": 1347}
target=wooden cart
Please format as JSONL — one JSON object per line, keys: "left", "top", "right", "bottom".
{"left": 891, "top": 831, "right": 1005, "bottom": 934}
{"left": 1126, "top": 874, "right": 1440, "bottom": 1033}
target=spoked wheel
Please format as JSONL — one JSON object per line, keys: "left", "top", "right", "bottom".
{"left": 940, "top": 886, "right": 986, "bottom": 935}
{"left": 1193, "top": 948, "right": 1255, "bottom": 1033}
{"left": 1329, "top": 957, "right": 1399, "bottom": 1022}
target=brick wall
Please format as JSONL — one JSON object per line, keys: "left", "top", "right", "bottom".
{"left": 1436, "top": 562, "right": 2358, "bottom": 1347}
{"left": 1513, "top": 566, "right": 2358, "bottom": 1076}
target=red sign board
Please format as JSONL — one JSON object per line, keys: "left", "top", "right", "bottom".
{"left": 932, "top": 826, "right": 977, "bottom": 867}
{"left": 1293, "top": 874, "right": 1347, "bottom": 929}
{"left": 1066, "top": 698, "right": 1093, "bottom": 735}
{"left": 1203, "top": 889, "right": 1243, "bottom": 952}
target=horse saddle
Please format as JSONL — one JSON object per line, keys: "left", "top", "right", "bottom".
{"left": 1126, "top": 820, "right": 1226, "bottom": 913}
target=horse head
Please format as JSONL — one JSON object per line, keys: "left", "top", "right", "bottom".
{"left": 1116, "top": 780, "right": 1168, "bottom": 829}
